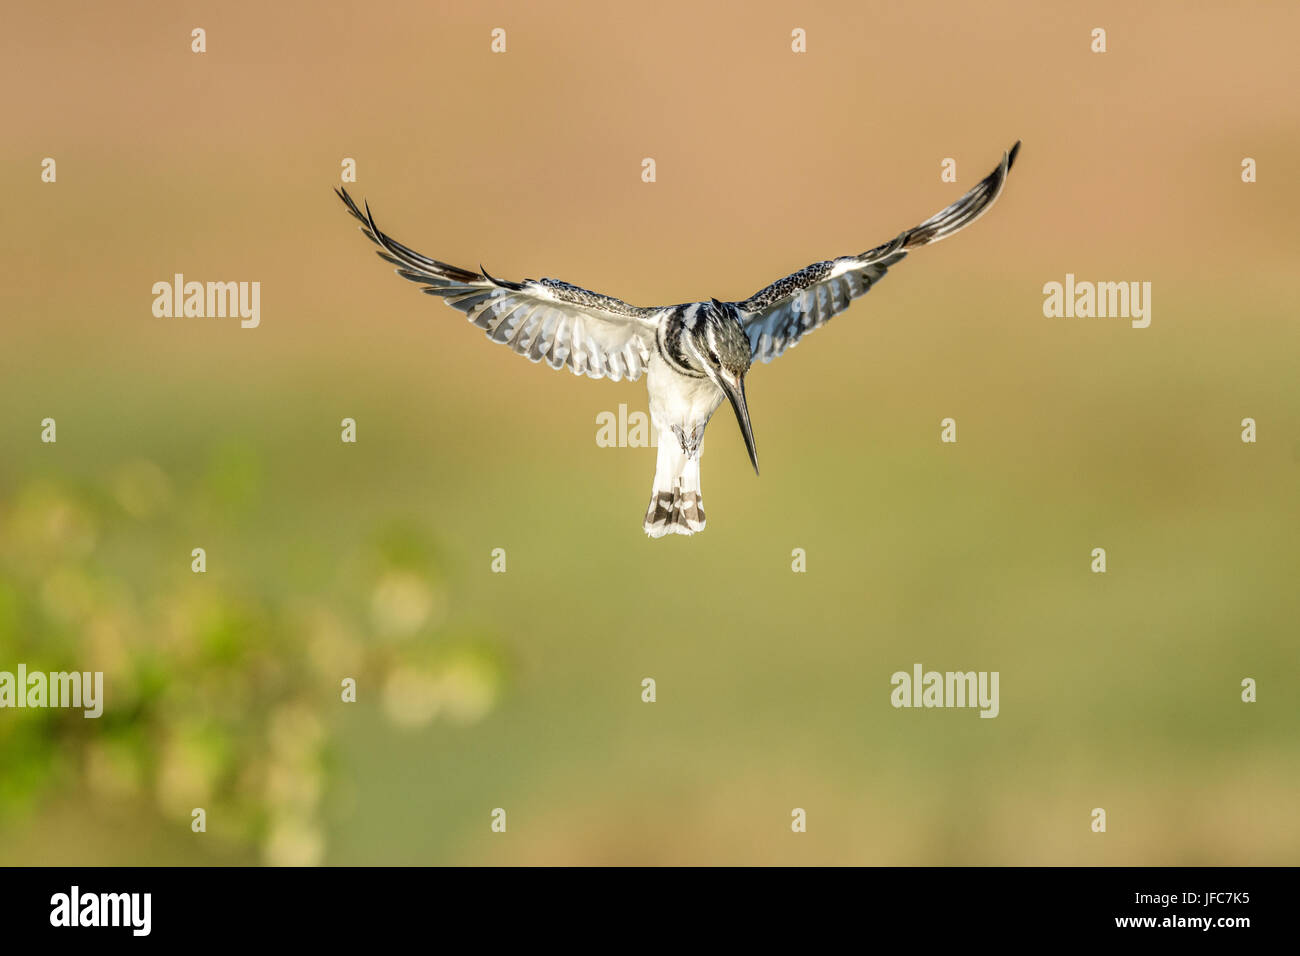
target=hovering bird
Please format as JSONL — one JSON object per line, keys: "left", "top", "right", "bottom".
{"left": 337, "top": 141, "right": 1019, "bottom": 537}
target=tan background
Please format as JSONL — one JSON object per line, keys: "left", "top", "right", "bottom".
{"left": 1, "top": 0, "right": 1297, "bottom": 864}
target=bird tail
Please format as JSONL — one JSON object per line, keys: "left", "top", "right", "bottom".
{"left": 643, "top": 441, "right": 705, "bottom": 538}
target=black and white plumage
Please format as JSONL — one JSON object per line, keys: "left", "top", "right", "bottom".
{"left": 337, "top": 141, "right": 1019, "bottom": 537}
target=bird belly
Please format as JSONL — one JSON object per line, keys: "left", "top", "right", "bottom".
{"left": 642, "top": 356, "right": 722, "bottom": 537}
{"left": 645, "top": 356, "right": 724, "bottom": 439}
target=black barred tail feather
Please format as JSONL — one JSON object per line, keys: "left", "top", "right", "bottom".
{"left": 644, "top": 455, "right": 705, "bottom": 537}
{"left": 643, "top": 480, "right": 706, "bottom": 537}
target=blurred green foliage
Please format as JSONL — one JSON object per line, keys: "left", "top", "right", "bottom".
{"left": 0, "top": 461, "right": 503, "bottom": 864}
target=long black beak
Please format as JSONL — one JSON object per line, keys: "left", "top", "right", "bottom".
{"left": 721, "top": 375, "right": 760, "bottom": 476}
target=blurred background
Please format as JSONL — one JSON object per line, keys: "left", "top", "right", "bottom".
{"left": 2, "top": 0, "right": 1298, "bottom": 864}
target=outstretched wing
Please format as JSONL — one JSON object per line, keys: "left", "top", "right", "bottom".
{"left": 337, "top": 188, "right": 662, "bottom": 382}
{"left": 739, "top": 141, "right": 1020, "bottom": 364}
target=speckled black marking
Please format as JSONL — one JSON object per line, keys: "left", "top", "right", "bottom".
{"left": 534, "top": 278, "right": 657, "bottom": 318}
{"left": 703, "top": 303, "right": 755, "bottom": 377}
{"left": 739, "top": 260, "right": 835, "bottom": 312}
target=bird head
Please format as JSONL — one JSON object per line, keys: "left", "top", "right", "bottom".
{"left": 689, "top": 299, "right": 759, "bottom": 475}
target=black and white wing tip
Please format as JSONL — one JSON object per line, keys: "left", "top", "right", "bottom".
{"left": 335, "top": 188, "right": 659, "bottom": 382}
{"left": 738, "top": 141, "right": 1021, "bottom": 364}
{"left": 899, "top": 140, "right": 1020, "bottom": 251}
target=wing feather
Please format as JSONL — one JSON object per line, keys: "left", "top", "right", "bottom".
{"left": 739, "top": 142, "right": 1019, "bottom": 363}
{"left": 337, "top": 188, "right": 662, "bottom": 382}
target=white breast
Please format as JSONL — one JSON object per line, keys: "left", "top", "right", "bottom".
{"left": 645, "top": 354, "right": 725, "bottom": 433}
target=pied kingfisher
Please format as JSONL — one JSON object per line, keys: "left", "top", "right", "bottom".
{"left": 337, "top": 141, "right": 1019, "bottom": 537}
